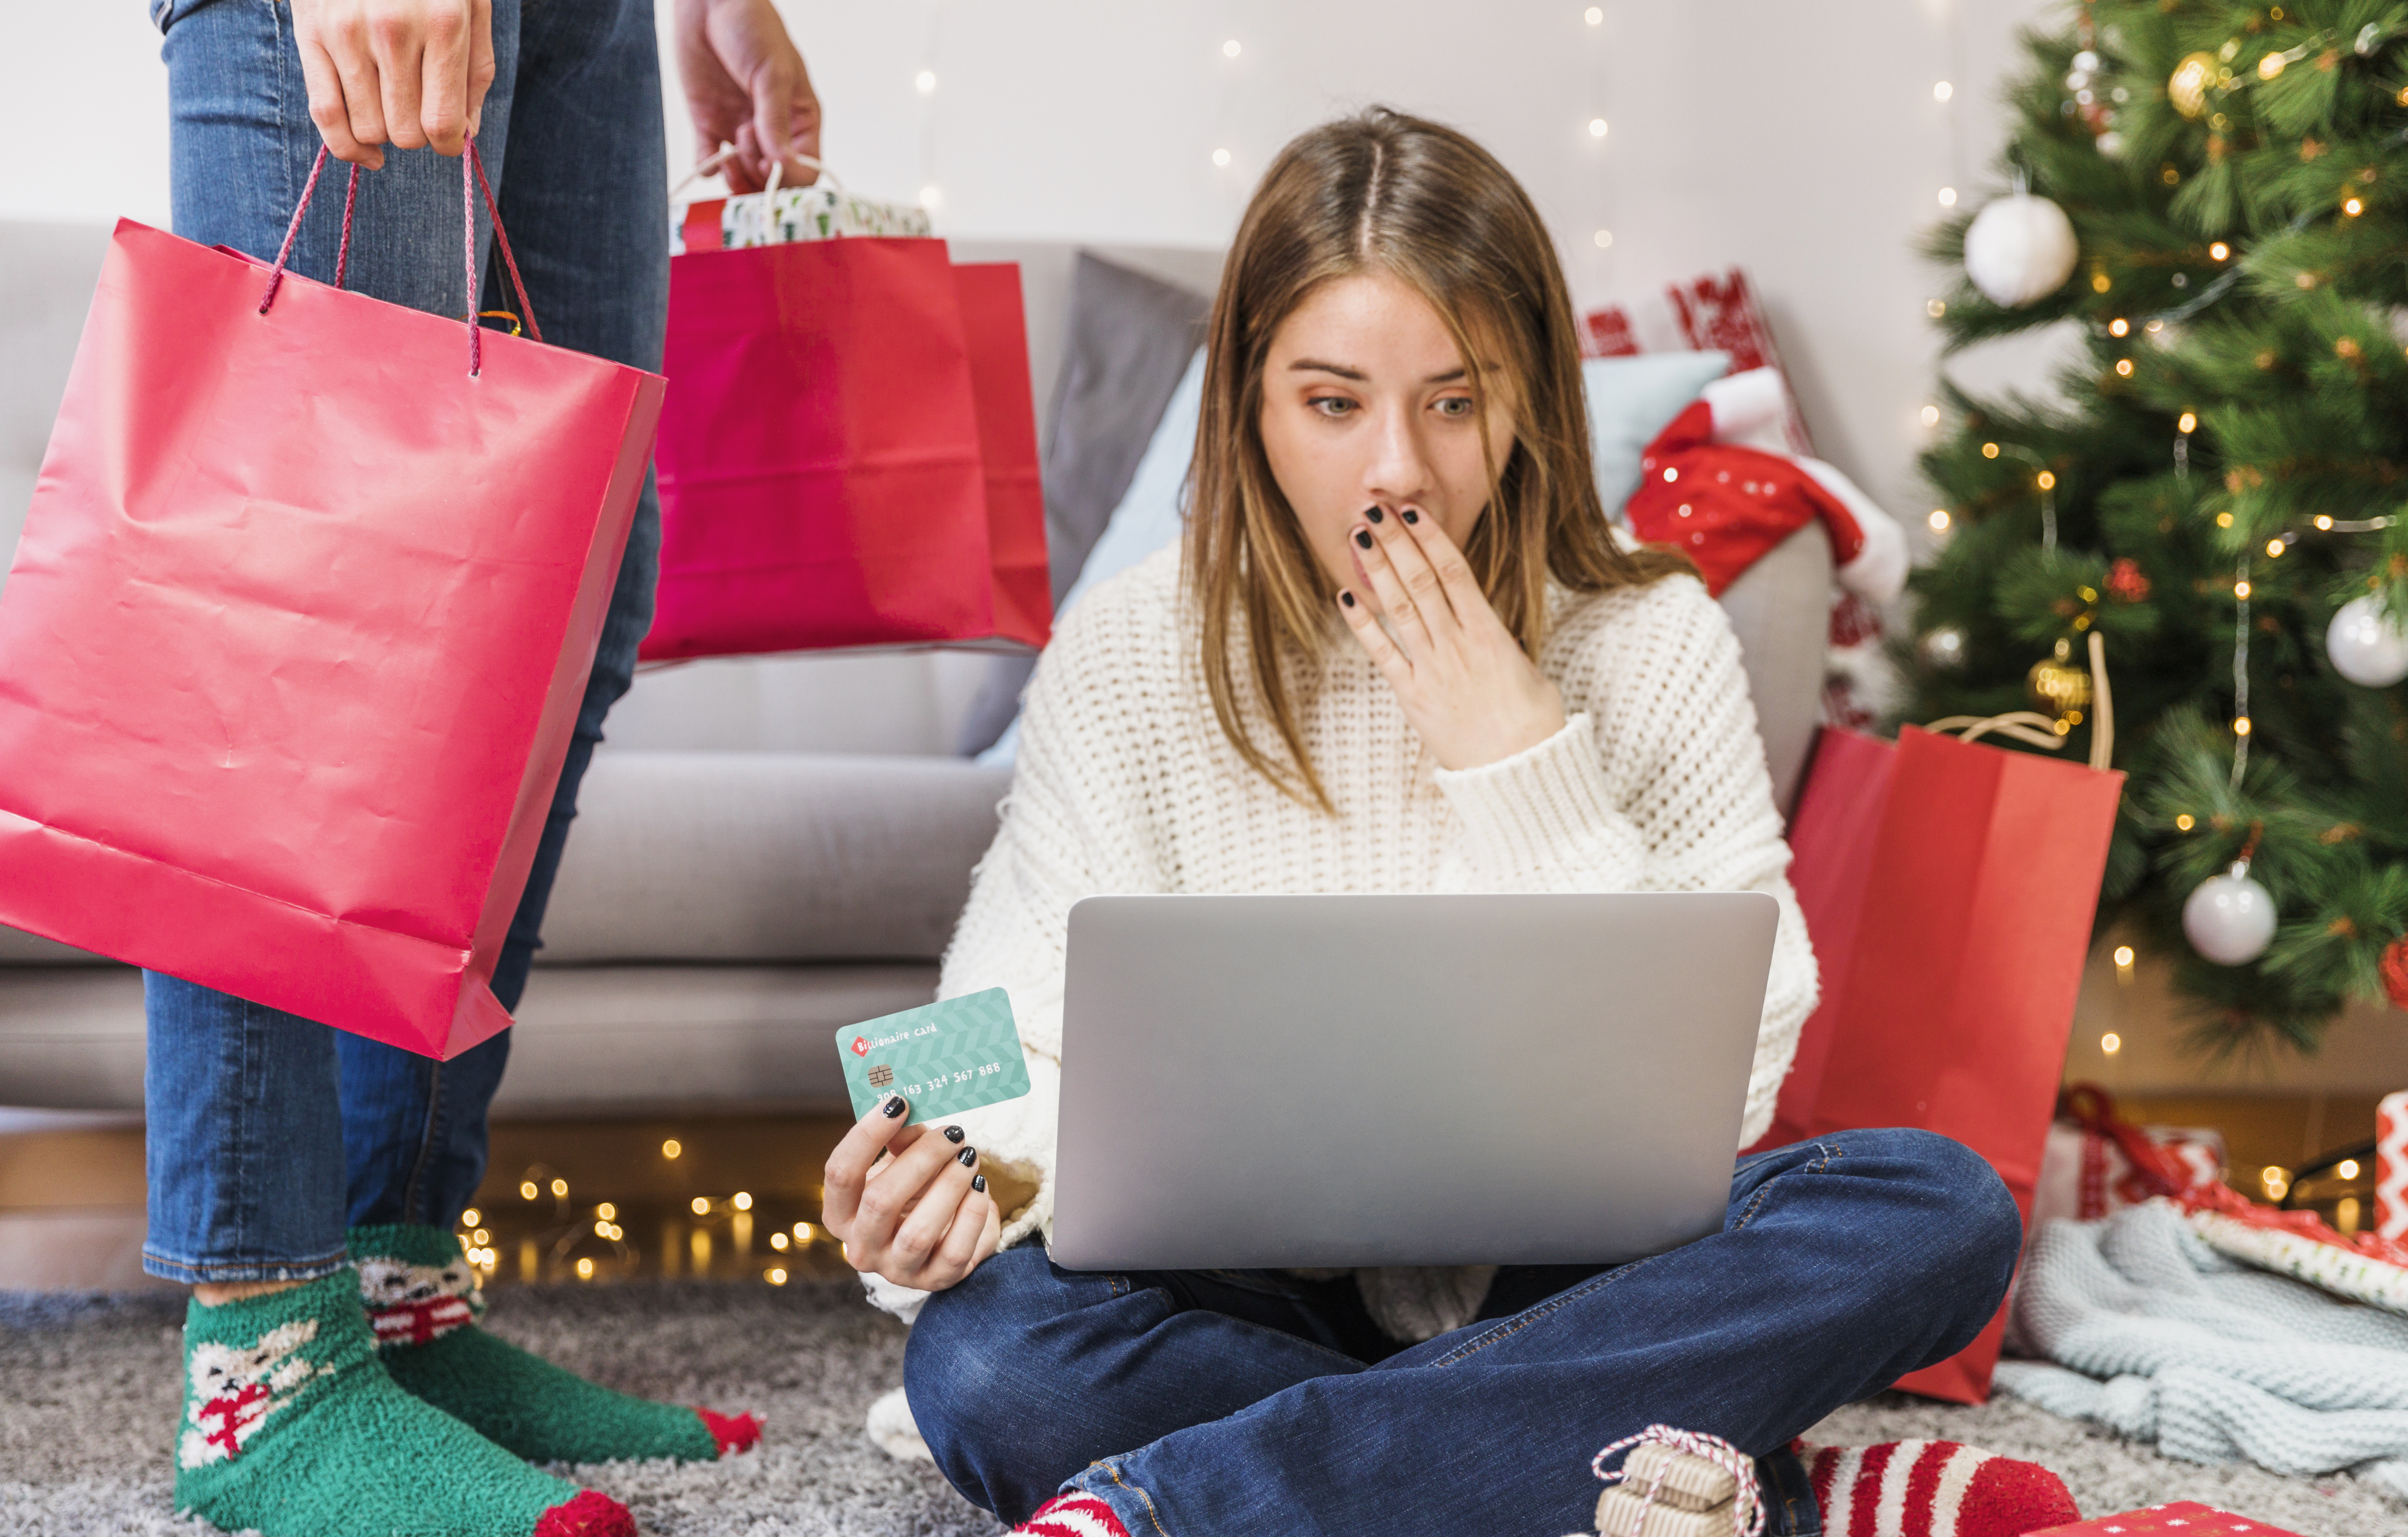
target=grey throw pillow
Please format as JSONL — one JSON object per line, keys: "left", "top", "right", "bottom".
{"left": 955, "top": 252, "right": 1211, "bottom": 755}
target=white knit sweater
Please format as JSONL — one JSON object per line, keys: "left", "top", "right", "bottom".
{"left": 863, "top": 544, "right": 1819, "bottom": 1336}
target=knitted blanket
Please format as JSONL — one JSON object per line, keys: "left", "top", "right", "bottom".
{"left": 1992, "top": 1201, "right": 2408, "bottom": 1503}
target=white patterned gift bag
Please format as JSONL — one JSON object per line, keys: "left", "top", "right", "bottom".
{"left": 670, "top": 148, "right": 930, "bottom": 255}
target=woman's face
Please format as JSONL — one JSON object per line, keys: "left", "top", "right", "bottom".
{"left": 1258, "top": 271, "right": 1519, "bottom": 599}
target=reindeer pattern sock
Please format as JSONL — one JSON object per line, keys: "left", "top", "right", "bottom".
{"left": 353, "top": 1223, "right": 759, "bottom": 1466}
{"left": 1797, "top": 1438, "right": 2080, "bottom": 1537}
{"left": 173, "top": 1270, "right": 632, "bottom": 1537}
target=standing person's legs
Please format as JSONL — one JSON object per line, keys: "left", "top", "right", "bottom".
{"left": 909, "top": 1129, "right": 2022, "bottom": 1537}
{"left": 144, "top": 9, "right": 643, "bottom": 1535}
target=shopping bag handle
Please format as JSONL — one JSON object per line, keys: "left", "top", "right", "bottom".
{"left": 1923, "top": 631, "right": 2115, "bottom": 771}
{"left": 256, "top": 141, "right": 542, "bottom": 377}
{"left": 670, "top": 141, "right": 843, "bottom": 203}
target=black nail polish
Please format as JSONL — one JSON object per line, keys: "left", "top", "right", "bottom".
{"left": 1354, "top": 529, "right": 1374, "bottom": 549}
{"left": 972, "top": 1175, "right": 988, "bottom": 1194}
{"left": 882, "top": 1095, "right": 907, "bottom": 1118}
{"left": 1402, "top": 507, "right": 1420, "bottom": 525}
{"left": 1340, "top": 590, "right": 1357, "bottom": 608}
{"left": 957, "top": 1147, "right": 978, "bottom": 1167}
{"left": 1365, "top": 505, "right": 1385, "bottom": 523}
{"left": 942, "top": 1125, "right": 965, "bottom": 1144}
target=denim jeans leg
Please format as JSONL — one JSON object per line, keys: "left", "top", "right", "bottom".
{"left": 141, "top": 0, "right": 526, "bottom": 1279}
{"left": 143, "top": 976, "right": 350, "bottom": 1283}
{"left": 337, "top": 0, "right": 665, "bottom": 1229}
{"left": 907, "top": 1246, "right": 1371, "bottom": 1524}
{"left": 1017, "top": 1129, "right": 2021, "bottom": 1537}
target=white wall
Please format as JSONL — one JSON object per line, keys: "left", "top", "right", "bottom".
{"left": 2, "top": 0, "right": 2069, "bottom": 523}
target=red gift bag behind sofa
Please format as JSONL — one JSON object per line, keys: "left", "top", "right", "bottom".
{"left": 1758, "top": 637, "right": 2126, "bottom": 1402}
{"left": 643, "top": 231, "right": 1049, "bottom": 661}
{"left": 0, "top": 152, "right": 663, "bottom": 1061}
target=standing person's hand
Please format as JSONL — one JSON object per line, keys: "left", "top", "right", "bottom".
{"left": 823, "top": 1096, "right": 1000, "bottom": 1292}
{"left": 1337, "top": 505, "right": 1569, "bottom": 771}
{"left": 675, "top": 0, "right": 824, "bottom": 193}
{"left": 293, "top": 0, "right": 496, "bottom": 168}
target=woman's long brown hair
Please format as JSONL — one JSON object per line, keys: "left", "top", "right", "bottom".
{"left": 1183, "top": 107, "right": 1695, "bottom": 811}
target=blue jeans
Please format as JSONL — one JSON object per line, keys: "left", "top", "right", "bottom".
{"left": 141, "top": 0, "right": 666, "bottom": 1284}
{"left": 907, "top": 1129, "right": 2021, "bottom": 1536}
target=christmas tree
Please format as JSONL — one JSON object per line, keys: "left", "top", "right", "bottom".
{"left": 1913, "top": 0, "right": 2408, "bottom": 1057}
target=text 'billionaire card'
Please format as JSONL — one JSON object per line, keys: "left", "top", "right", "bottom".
{"left": 835, "top": 988, "right": 1033, "bottom": 1126}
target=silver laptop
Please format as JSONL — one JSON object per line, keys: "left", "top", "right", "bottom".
{"left": 1050, "top": 892, "right": 1778, "bottom": 1272}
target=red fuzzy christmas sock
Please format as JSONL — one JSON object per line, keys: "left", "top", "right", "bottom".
{"left": 1798, "top": 1438, "right": 2078, "bottom": 1537}
{"left": 1012, "top": 1492, "right": 1131, "bottom": 1537}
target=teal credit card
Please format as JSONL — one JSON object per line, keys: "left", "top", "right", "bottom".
{"left": 835, "top": 988, "right": 1033, "bottom": 1126}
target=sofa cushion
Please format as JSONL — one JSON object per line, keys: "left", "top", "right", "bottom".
{"left": 0, "top": 961, "right": 932, "bottom": 1115}
{"left": 536, "top": 750, "right": 1010, "bottom": 964}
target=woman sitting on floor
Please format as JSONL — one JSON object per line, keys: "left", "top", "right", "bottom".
{"left": 815, "top": 107, "right": 2033, "bottom": 1537}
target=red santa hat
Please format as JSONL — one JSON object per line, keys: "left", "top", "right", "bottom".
{"left": 1624, "top": 368, "right": 1907, "bottom": 604}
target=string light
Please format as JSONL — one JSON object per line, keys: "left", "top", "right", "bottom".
{"left": 1593, "top": 229, "right": 1613, "bottom": 247}
{"left": 2266, "top": 538, "right": 2286, "bottom": 558}
{"left": 2176, "top": 813, "right": 2196, "bottom": 830}
{"left": 460, "top": 1208, "right": 480, "bottom": 1227}
{"left": 691, "top": 1196, "right": 711, "bottom": 1215}
{"left": 919, "top": 186, "right": 943, "bottom": 211}
{"left": 914, "top": 69, "right": 936, "bottom": 94}
{"left": 1929, "top": 510, "right": 1952, "bottom": 531}
{"left": 2109, "top": 317, "right": 2130, "bottom": 337}
{"left": 1920, "top": 405, "right": 1941, "bottom": 425}
{"left": 1938, "top": 186, "right": 1958, "bottom": 206}
{"left": 2035, "top": 470, "right": 2057, "bottom": 490}
{"left": 597, "top": 1202, "right": 615, "bottom": 1220}
{"left": 793, "top": 1222, "right": 814, "bottom": 1243}
{"left": 2339, "top": 1158, "right": 2362, "bottom": 1180}
{"left": 1589, "top": 118, "right": 1609, "bottom": 138}
{"left": 2114, "top": 359, "right": 2134, "bottom": 376}
{"left": 766, "top": 1267, "right": 789, "bottom": 1285}
{"left": 470, "top": 1228, "right": 489, "bottom": 1245}
{"left": 1927, "top": 299, "right": 1947, "bottom": 318}
{"left": 771, "top": 1231, "right": 790, "bottom": 1250}
{"left": 2178, "top": 411, "right": 2197, "bottom": 433}
{"left": 1212, "top": 148, "right": 1232, "bottom": 168}
{"left": 1222, "top": 39, "right": 1240, "bottom": 57}
{"left": 1934, "top": 81, "right": 1954, "bottom": 101}
{"left": 2101, "top": 1032, "right": 2122, "bottom": 1054}
{"left": 1584, "top": 6, "right": 1602, "bottom": 23}
{"left": 576, "top": 1257, "right": 595, "bottom": 1280}
{"left": 1982, "top": 442, "right": 2000, "bottom": 458}
{"left": 733, "top": 1191, "right": 754, "bottom": 1211}
{"left": 661, "top": 1139, "right": 681, "bottom": 1159}
{"left": 2235, "top": 578, "right": 2252, "bottom": 599}
{"left": 549, "top": 1178, "right": 567, "bottom": 1197}
{"left": 520, "top": 1181, "right": 538, "bottom": 1200}
{"left": 2210, "top": 241, "right": 2231, "bottom": 261}
{"left": 2261, "top": 1165, "right": 2290, "bottom": 1200}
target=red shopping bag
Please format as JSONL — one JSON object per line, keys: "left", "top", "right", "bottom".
{"left": 0, "top": 149, "right": 663, "bottom": 1060}
{"left": 1757, "top": 646, "right": 2125, "bottom": 1403}
{"left": 642, "top": 235, "right": 1050, "bottom": 660}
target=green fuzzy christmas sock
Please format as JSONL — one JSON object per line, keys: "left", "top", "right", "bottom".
{"left": 174, "top": 1270, "right": 632, "bottom": 1537}
{"left": 353, "top": 1224, "right": 758, "bottom": 1466}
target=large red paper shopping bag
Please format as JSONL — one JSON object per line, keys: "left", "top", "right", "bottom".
{"left": 0, "top": 159, "right": 663, "bottom": 1060}
{"left": 1762, "top": 703, "right": 2124, "bottom": 1402}
{"left": 643, "top": 237, "right": 1050, "bottom": 660}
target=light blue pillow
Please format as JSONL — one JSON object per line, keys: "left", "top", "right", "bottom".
{"left": 1582, "top": 350, "right": 1731, "bottom": 520}
{"left": 977, "top": 346, "right": 1728, "bottom": 767}
{"left": 977, "top": 347, "right": 1207, "bottom": 768}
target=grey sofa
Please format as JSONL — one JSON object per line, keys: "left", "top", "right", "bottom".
{"left": 0, "top": 223, "right": 1833, "bottom": 1119}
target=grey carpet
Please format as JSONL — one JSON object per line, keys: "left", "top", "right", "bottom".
{"left": 3, "top": 1281, "right": 2399, "bottom": 1536}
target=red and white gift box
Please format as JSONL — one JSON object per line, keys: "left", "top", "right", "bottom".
{"left": 2030, "top": 1085, "right": 2226, "bottom": 1235}
{"left": 2026, "top": 1500, "right": 2305, "bottom": 1536}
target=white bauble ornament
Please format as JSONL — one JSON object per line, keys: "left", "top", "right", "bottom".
{"left": 2096, "top": 130, "right": 2126, "bottom": 160}
{"left": 2326, "top": 593, "right": 2408, "bottom": 687}
{"left": 1964, "top": 195, "right": 2080, "bottom": 308}
{"left": 2183, "top": 860, "right": 2277, "bottom": 966}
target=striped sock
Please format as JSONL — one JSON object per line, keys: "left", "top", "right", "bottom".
{"left": 1014, "top": 1492, "right": 1131, "bottom": 1537}
{"left": 1798, "top": 1439, "right": 2078, "bottom": 1537}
